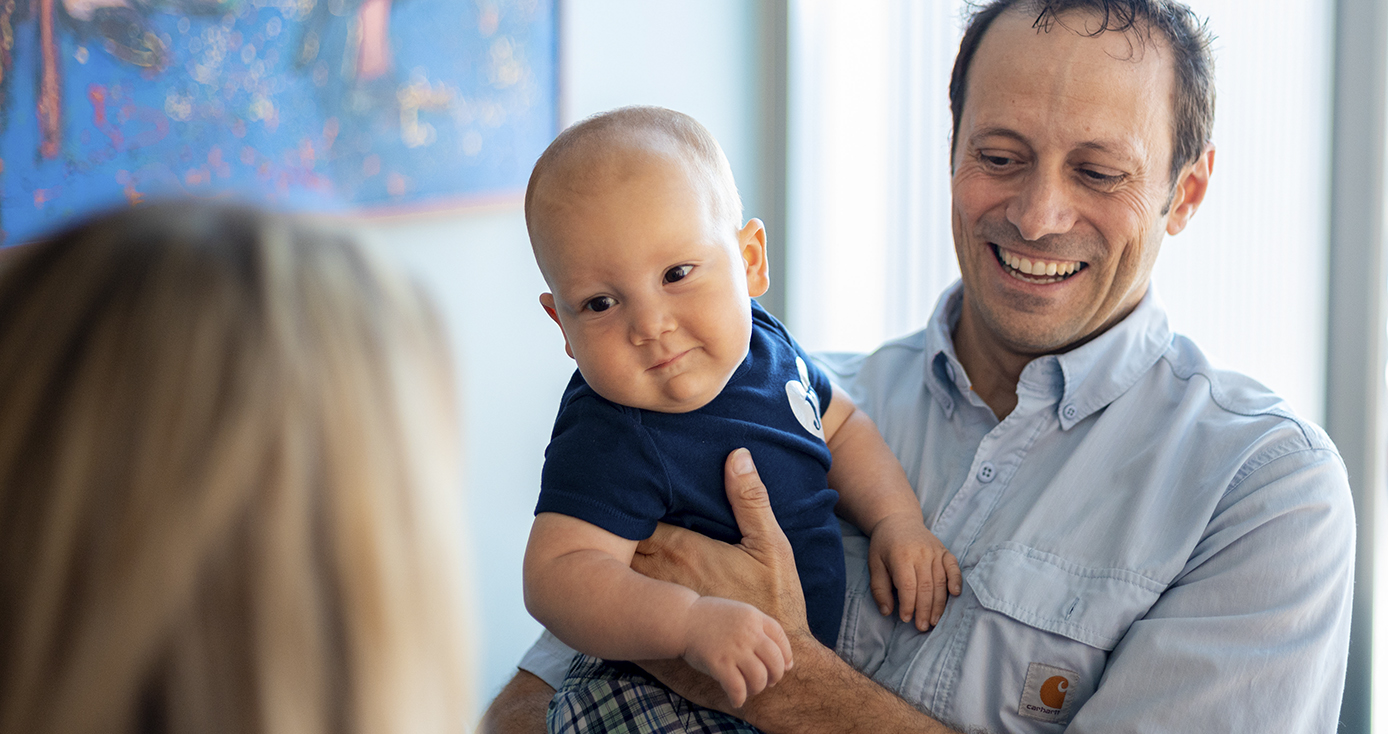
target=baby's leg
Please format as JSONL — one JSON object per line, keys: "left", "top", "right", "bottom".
{"left": 548, "top": 654, "right": 764, "bottom": 734}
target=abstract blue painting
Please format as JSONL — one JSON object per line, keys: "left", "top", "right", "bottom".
{"left": 0, "top": 0, "right": 557, "bottom": 244}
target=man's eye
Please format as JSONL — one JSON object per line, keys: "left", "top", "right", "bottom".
{"left": 1079, "top": 167, "right": 1124, "bottom": 184}
{"left": 585, "top": 296, "right": 616, "bottom": 313}
{"left": 979, "top": 153, "right": 1014, "bottom": 168}
{"left": 664, "top": 265, "right": 693, "bottom": 284}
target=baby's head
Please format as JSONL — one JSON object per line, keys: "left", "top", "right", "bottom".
{"left": 526, "top": 106, "right": 768, "bottom": 413}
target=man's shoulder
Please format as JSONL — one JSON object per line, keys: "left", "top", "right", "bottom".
{"left": 1150, "top": 334, "right": 1339, "bottom": 460}
{"left": 813, "top": 328, "right": 930, "bottom": 392}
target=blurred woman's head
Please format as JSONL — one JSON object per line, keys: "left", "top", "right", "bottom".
{"left": 0, "top": 202, "right": 471, "bottom": 734}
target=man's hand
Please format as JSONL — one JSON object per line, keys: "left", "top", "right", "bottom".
{"left": 632, "top": 449, "right": 957, "bottom": 734}
{"left": 868, "top": 512, "right": 962, "bottom": 630}
{"left": 681, "top": 596, "right": 793, "bottom": 707}
{"left": 633, "top": 448, "right": 809, "bottom": 634}
{"left": 632, "top": 448, "right": 812, "bottom": 715}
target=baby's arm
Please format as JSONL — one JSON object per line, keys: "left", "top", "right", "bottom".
{"left": 820, "top": 384, "right": 962, "bottom": 630}
{"left": 523, "top": 512, "right": 793, "bottom": 707}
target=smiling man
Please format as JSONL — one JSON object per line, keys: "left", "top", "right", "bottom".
{"left": 483, "top": 1, "right": 1354, "bottom": 732}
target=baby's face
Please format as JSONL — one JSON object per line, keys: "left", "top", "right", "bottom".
{"left": 534, "top": 154, "right": 767, "bottom": 413}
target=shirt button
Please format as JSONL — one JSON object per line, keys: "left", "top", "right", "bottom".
{"left": 977, "top": 461, "right": 996, "bottom": 483}
{"left": 1063, "top": 404, "right": 1078, "bottom": 420}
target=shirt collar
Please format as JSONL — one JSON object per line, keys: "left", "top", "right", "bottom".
{"left": 923, "top": 281, "right": 1173, "bottom": 428}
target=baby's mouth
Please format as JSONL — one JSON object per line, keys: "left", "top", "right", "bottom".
{"left": 648, "top": 349, "right": 692, "bottom": 371}
{"left": 992, "top": 244, "right": 1085, "bottom": 284}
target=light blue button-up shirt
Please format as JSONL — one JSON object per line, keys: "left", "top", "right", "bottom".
{"left": 520, "top": 283, "right": 1354, "bottom": 732}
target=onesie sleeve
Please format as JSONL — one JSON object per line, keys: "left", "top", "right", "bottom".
{"left": 751, "top": 299, "right": 836, "bottom": 413}
{"left": 536, "top": 392, "right": 672, "bottom": 541}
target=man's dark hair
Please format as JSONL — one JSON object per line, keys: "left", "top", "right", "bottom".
{"left": 949, "top": 0, "right": 1215, "bottom": 185}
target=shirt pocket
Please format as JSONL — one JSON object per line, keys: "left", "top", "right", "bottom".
{"left": 969, "top": 542, "right": 1164, "bottom": 651}
{"left": 939, "top": 542, "right": 1165, "bottom": 731}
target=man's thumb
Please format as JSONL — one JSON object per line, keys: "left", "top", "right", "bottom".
{"left": 725, "top": 448, "right": 777, "bottom": 542}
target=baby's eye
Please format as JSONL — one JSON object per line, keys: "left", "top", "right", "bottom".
{"left": 585, "top": 296, "right": 616, "bottom": 313}
{"left": 664, "top": 265, "right": 693, "bottom": 284}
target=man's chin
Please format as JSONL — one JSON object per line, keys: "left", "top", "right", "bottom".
{"left": 977, "top": 309, "right": 1092, "bottom": 357}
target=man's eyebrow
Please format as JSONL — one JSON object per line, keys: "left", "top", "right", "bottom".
{"left": 1075, "top": 139, "right": 1145, "bottom": 164}
{"left": 971, "top": 128, "right": 1140, "bottom": 160}
{"left": 971, "top": 127, "right": 1029, "bottom": 146}
{"left": 1076, "top": 140, "right": 1122, "bottom": 154}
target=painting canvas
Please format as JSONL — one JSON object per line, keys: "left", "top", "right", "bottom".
{"left": 0, "top": 0, "right": 558, "bottom": 245}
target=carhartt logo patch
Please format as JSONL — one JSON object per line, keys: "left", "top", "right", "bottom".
{"left": 1018, "top": 663, "right": 1078, "bottom": 724}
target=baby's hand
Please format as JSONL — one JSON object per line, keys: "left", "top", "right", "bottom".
{"left": 868, "top": 513, "right": 962, "bottom": 631}
{"left": 681, "top": 596, "right": 793, "bottom": 708}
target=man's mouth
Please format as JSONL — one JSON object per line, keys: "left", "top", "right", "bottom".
{"left": 992, "top": 244, "right": 1085, "bottom": 284}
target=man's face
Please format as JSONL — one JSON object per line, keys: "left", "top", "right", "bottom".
{"left": 950, "top": 8, "right": 1207, "bottom": 357}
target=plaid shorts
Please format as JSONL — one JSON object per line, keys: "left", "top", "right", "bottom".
{"left": 548, "top": 654, "right": 764, "bottom": 734}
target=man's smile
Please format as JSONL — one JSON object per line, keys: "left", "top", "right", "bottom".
{"left": 991, "top": 244, "right": 1086, "bottom": 285}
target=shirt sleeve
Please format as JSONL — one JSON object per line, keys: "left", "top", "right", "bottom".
{"left": 517, "top": 629, "right": 579, "bottom": 691}
{"left": 751, "top": 300, "right": 836, "bottom": 414}
{"left": 536, "top": 394, "right": 672, "bottom": 541}
{"left": 1067, "top": 441, "right": 1355, "bottom": 732}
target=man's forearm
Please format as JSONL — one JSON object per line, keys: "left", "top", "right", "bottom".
{"left": 478, "top": 670, "right": 553, "bottom": 734}
{"left": 741, "top": 636, "right": 959, "bottom": 734}
{"left": 644, "top": 631, "right": 958, "bottom": 734}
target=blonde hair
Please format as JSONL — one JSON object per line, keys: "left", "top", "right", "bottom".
{"left": 524, "top": 105, "right": 745, "bottom": 244}
{"left": 0, "top": 203, "right": 472, "bottom": 734}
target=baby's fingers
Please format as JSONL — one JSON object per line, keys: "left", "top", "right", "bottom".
{"left": 894, "top": 563, "right": 919, "bottom": 624}
{"left": 738, "top": 653, "right": 769, "bottom": 702}
{"left": 926, "top": 554, "right": 949, "bottom": 629}
{"left": 718, "top": 665, "right": 750, "bottom": 709}
{"left": 869, "top": 552, "right": 895, "bottom": 616}
{"left": 765, "top": 615, "right": 793, "bottom": 675}
{"left": 944, "top": 550, "right": 962, "bottom": 595}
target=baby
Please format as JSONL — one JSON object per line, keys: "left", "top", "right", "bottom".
{"left": 522, "top": 106, "right": 960, "bottom": 732}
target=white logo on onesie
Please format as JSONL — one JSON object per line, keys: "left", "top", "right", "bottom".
{"left": 785, "top": 357, "right": 825, "bottom": 441}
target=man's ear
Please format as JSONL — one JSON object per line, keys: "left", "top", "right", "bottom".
{"left": 738, "top": 218, "right": 770, "bottom": 298}
{"left": 1166, "top": 144, "right": 1215, "bottom": 236}
{"left": 538, "top": 292, "right": 575, "bottom": 359}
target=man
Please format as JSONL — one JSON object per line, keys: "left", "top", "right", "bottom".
{"left": 483, "top": 1, "right": 1355, "bottom": 731}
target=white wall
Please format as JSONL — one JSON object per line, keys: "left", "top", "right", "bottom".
{"left": 358, "top": 0, "right": 765, "bottom": 709}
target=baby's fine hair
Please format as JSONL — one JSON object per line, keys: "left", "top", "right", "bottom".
{"left": 524, "top": 106, "right": 744, "bottom": 237}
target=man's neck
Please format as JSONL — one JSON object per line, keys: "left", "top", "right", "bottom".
{"left": 951, "top": 304, "right": 1028, "bottom": 421}
{"left": 949, "top": 287, "right": 1150, "bottom": 421}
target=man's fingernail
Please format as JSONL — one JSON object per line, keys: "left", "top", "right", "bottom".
{"left": 731, "top": 448, "right": 754, "bottom": 475}
{"left": 879, "top": 605, "right": 891, "bottom": 615}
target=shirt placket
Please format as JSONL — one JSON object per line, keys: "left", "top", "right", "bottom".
{"left": 915, "top": 401, "right": 1050, "bottom": 720}
{"left": 932, "top": 406, "right": 1045, "bottom": 566}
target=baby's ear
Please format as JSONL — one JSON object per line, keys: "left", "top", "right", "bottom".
{"left": 538, "top": 293, "right": 575, "bottom": 359}
{"left": 739, "top": 218, "right": 769, "bottom": 298}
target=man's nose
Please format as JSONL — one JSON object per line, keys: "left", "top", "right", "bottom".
{"left": 1006, "top": 168, "right": 1077, "bottom": 241}
{"left": 629, "top": 302, "right": 677, "bottom": 344}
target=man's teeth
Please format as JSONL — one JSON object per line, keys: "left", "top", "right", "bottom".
{"left": 998, "top": 247, "right": 1081, "bottom": 277}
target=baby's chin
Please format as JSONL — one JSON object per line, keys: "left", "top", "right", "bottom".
{"left": 602, "top": 384, "right": 720, "bottom": 414}
{"left": 590, "top": 369, "right": 735, "bottom": 414}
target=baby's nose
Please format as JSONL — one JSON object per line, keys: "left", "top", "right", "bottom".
{"left": 629, "top": 306, "right": 677, "bottom": 343}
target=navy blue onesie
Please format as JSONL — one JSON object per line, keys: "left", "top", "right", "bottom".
{"left": 536, "top": 300, "right": 845, "bottom": 648}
